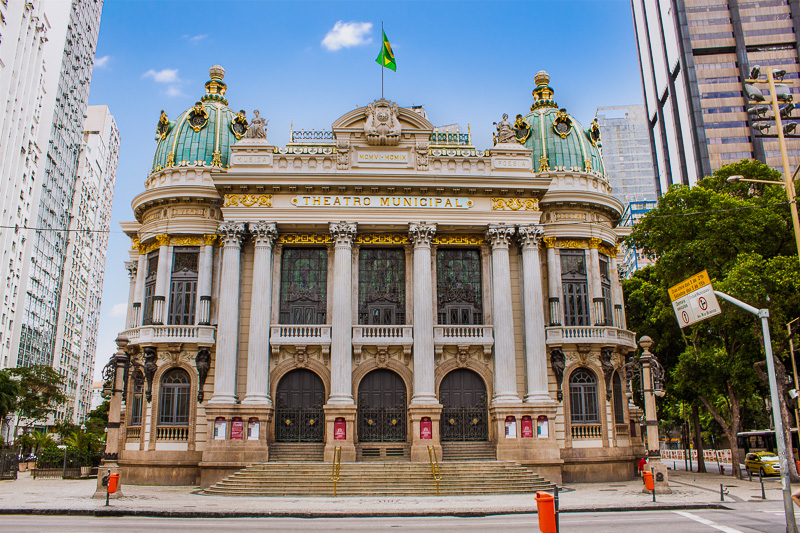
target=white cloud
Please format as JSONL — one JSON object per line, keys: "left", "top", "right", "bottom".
{"left": 142, "top": 68, "right": 180, "bottom": 84}
{"left": 183, "top": 33, "right": 208, "bottom": 43}
{"left": 109, "top": 303, "right": 127, "bottom": 317}
{"left": 165, "top": 85, "right": 184, "bottom": 97}
{"left": 95, "top": 55, "right": 111, "bottom": 68}
{"left": 321, "top": 21, "right": 373, "bottom": 51}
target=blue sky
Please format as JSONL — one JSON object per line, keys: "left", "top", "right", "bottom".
{"left": 90, "top": 0, "right": 642, "bottom": 379}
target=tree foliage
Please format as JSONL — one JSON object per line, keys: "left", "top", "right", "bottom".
{"left": 0, "top": 370, "right": 18, "bottom": 422}
{"left": 623, "top": 160, "right": 800, "bottom": 477}
{"left": 6, "top": 365, "right": 66, "bottom": 427}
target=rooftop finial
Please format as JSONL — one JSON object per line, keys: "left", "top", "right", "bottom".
{"left": 531, "top": 70, "right": 557, "bottom": 111}
{"left": 209, "top": 65, "right": 225, "bottom": 80}
{"left": 203, "top": 65, "right": 228, "bottom": 104}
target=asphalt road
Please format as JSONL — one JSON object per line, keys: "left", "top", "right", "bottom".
{"left": 0, "top": 508, "right": 793, "bottom": 533}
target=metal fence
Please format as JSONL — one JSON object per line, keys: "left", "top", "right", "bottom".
{"left": 0, "top": 448, "right": 18, "bottom": 480}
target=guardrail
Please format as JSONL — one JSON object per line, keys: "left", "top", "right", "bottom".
{"left": 545, "top": 326, "right": 636, "bottom": 348}
{"left": 428, "top": 446, "right": 441, "bottom": 496}
{"left": 433, "top": 325, "right": 494, "bottom": 356}
{"left": 331, "top": 446, "right": 342, "bottom": 497}
{"left": 270, "top": 325, "right": 332, "bottom": 355}
{"left": 121, "top": 325, "right": 216, "bottom": 346}
{"left": 571, "top": 424, "right": 602, "bottom": 440}
{"left": 156, "top": 426, "right": 189, "bottom": 441}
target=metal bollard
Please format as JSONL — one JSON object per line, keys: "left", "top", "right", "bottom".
{"left": 748, "top": 469, "right": 752, "bottom": 482}
{"left": 760, "top": 469, "right": 766, "bottom": 500}
{"left": 554, "top": 485, "right": 560, "bottom": 533}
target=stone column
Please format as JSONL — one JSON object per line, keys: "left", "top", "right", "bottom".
{"left": 486, "top": 224, "right": 520, "bottom": 404}
{"left": 243, "top": 222, "right": 278, "bottom": 405}
{"left": 131, "top": 253, "right": 146, "bottom": 328}
{"left": 409, "top": 222, "right": 437, "bottom": 405}
{"left": 544, "top": 237, "right": 561, "bottom": 326}
{"left": 517, "top": 225, "right": 551, "bottom": 404}
{"left": 196, "top": 235, "right": 216, "bottom": 326}
{"left": 152, "top": 235, "right": 171, "bottom": 325}
{"left": 609, "top": 252, "right": 626, "bottom": 328}
{"left": 328, "top": 221, "right": 357, "bottom": 405}
{"left": 208, "top": 221, "right": 245, "bottom": 404}
{"left": 588, "top": 239, "right": 604, "bottom": 325}
{"left": 124, "top": 261, "right": 137, "bottom": 330}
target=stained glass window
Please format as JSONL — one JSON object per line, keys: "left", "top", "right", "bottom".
{"left": 158, "top": 368, "right": 190, "bottom": 425}
{"left": 561, "top": 249, "right": 589, "bottom": 326}
{"left": 279, "top": 248, "right": 328, "bottom": 324}
{"left": 142, "top": 250, "right": 159, "bottom": 326}
{"left": 436, "top": 249, "right": 483, "bottom": 325}
{"left": 358, "top": 248, "right": 405, "bottom": 325}
{"left": 569, "top": 368, "right": 599, "bottom": 424}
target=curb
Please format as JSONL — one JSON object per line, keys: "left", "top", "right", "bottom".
{"left": 0, "top": 503, "right": 729, "bottom": 518}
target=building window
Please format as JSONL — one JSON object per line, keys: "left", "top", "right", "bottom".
{"left": 613, "top": 371, "right": 625, "bottom": 425}
{"left": 142, "top": 251, "right": 158, "bottom": 325}
{"left": 129, "top": 371, "right": 144, "bottom": 426}
{"left": 436, "top": 249, "right": 483, "bottom": 325}
{"left": 561, "top": 249, "right": 589, "bottom": 326}
{"left": 358, "top": 248, "right": 405, "bottom": 325}
{"left": 279, "top": 248, "right": 328, "bottom": 324}
{"left": 569, "top": 368, "right": 599, "bottom": 424}
{"left": 168, "top": 247, "right": 198, "bottom": 325}
{"left": 599, "top": 255, "right": 613, "bottom": 326}
{"left": 158, "top": 368, "right": 190, "bottom": 426}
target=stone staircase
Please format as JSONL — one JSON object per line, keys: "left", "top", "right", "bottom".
{"left": 268, "top": 443, "right": 325, "bottom": 462}
{"left": 204, "top": 460, "right": 553, "bottom": 497}
{"left": 441, "top": 441, "right": 497, "bottom": 461}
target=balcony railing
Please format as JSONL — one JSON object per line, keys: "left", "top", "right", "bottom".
{"left": 615, "top": 424, "right": 629, "bottom": 436}
{"left": 352, "top": 325, "right": 413, "bottom": 356}
{"left": 433, "top": 325, "right": 494, "bottom": 356}
{"left": 156, "top": 426, "right": 189, "bottom": 441}
{"left": 126, "top": 427, "right": 141, "bottom": 440}
{"left": 544, "top": 326, "right": 636, "bottom": 348}
{"left": 571, "top": 424, "right": 602, "bottom": 440}
{"left": 122, "top": 325, "right": 216, "bottom": 346}
{"left": 270, "top": 325, "right": 332, "bottom": 356}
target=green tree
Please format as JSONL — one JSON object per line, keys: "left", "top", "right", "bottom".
{"left": 624, "top": 160, "right": 800, "bottom": 478}
{"left": 0, "top": 370, "right": 18, "bottom": 425}
{"left": 6, "top": 365, "right": 66, "bottom": 430}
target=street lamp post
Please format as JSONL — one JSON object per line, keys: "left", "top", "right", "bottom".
{"left": 624, "top": 336, "right": 671, "bottom": 493}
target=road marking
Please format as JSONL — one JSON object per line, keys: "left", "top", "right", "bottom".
{"left": 673, "top": 511, "right": 744, "bottom": 533}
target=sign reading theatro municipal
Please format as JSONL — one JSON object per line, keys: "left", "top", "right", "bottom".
{"left": 99, "top": 66, "right": 643, "bottom": 489}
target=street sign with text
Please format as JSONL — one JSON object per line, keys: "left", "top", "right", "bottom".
{"left": 668, "top": 270, "right": 722, "bottom": 328}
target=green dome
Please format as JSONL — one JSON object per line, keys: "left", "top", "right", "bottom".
{"left": 519, "top": 71, "right": 605, "bottom": 178}
{"left": 150, "top": 66, "right": 247, "bottom": 174}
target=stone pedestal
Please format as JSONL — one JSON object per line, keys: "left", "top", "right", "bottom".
{"left": 644, "top": 457, "right": 672, "bottom": 494}
{"left": 408, "top": 404, "right": 443, "bottom": 462}
{"left": 92, "top": 462, "right": 123, "bottom": 499}
{"left": 323, "top": 404, "right": 357, "bottom": 462}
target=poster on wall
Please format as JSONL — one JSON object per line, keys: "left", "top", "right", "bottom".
{"left": 247, "top": 418, "right": 260, "bottom": 440}
{"left": 521, "top": 416, "right": 533, "bottom": 438}
{"left": 214, "top": 417, "right": 226, "bottom": 440}
{"left": 537, "top": 415, "right": 549, "bottom": 438}
{"left": 231, "top": 417, "right": 244, "bottom": 440}
{"left": 504, "top": 416, "right": 517, "bottom": 439}
{"left": 420, "top": 417, "right": 432, "bottom": 440}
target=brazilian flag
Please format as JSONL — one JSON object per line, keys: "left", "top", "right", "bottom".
{"left": 375, "top": 31, "right": 396, "bottom": 71}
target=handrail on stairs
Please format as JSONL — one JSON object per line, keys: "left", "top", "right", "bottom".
{"left": 427, "top": 445, "right": 441, "bottom": 496}
{"left": 331, "top": 446, "right": 342, "bottom": 497}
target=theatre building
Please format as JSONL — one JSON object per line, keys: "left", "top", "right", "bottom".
{"left": 105, "top": 66, "right": 644, "bottom": 488}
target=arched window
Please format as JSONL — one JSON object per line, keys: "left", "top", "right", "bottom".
{"left": 158, "top": 368, "right": 190, "bottom": 425}
{"left": 129, "top": 370, "right": 144, "bottom": 426}
{"left": 613, "top": 371, "right": 625, "bottom": 425}
{"left": 569, "top": 369, "right": 598, "bottom": 424}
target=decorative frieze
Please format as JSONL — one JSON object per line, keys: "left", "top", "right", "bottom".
{"left": 433, "top": 234, "right": 484, "bottom": 246}
{"left": 223, "top": 193, "right": 273, "bottom": 208}
{"left": 491, "top": 197, "right": 539, "bottom": 211}
{"left": 278, "top": 234, "right": 332, "bottom": 245}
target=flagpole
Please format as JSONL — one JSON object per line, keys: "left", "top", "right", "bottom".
{"left": 381, "top": 21, "right": 384, "bottom": 99}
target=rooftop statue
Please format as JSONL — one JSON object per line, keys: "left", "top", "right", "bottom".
{"left": 245, "top": 110, "right": 268, "bottom": 139}
{"left": 493, "top": 113, "right": 516, "bottom": 145}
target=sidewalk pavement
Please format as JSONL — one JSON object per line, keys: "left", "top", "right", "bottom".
{"left": 0, "top": 468, "right": 790, "bottom": 518}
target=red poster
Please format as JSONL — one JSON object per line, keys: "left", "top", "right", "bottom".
{"left": 230, "top": 417, "right": 244, "bottom": 440}
{"left": 420, "top": 417, "right": 432, "bottom": 439}
{"left": 521, "top": 416, "right": 533, "bottom": 438}
{"left": 334, "top": 417, "right": 346, "bottom": 440}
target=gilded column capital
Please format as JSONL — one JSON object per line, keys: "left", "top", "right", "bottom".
{"left": 250, "top": 221, "right": 278, "bottom": 247}
{"left": 124, "top": 261, "right": 137, "bottom": 280}
{"left": 408, "top": 222, "right": 436, "bottom": 247}
{"left": 588, "top": 238, "right": 602, "bottom": 249}
{"left": 485, "top": 223, "right": 515, "bottom": 249}
{"left": 203, "top": 234, "right": 218, "bottom": 246}
{"left": 155, "top": 234, "right": 170, "bottom": 247}
{"left": 131, "top": 237, "right": 140, "bottom": 251}
{"left": 218, "top": 221, "right": 246, "bottom": 247}
{"left": 542, "top": 236, "right": 557, "bottom": 249}
{"left": 329, "top": 221, "right": 357, "bottom": 247}
{"left": 516, "top": 224, "right": 544, "bottom": 249}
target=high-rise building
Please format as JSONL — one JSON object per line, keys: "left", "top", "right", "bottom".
{"left": 10, "top": 0, "right": 103, "bottom": 376}
{"left": 631, "top": 0, "right": 800, "bottom": 195}
{"left": 594, "top": 105, "right": 657, "bottom": 205}
{"left": 53, "top": 106, "right": 119, "bottom": 423}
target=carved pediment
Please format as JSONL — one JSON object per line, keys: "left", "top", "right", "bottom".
{"left": 331, "top": 100, "right": 434, "bottom": 144}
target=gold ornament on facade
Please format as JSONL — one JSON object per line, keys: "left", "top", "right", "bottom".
{"left": 223, "top": 194, "right": 273, "bottom": 208}
{"left": 155, "top": 234, "right": 171, "bottom": 247}
{"left": 552, "top": 109, "right": 573, "bottom": 139}
{"left": 170, "top": 235, "right": 205, "bottom": 247}
{"left": 538, "top": 155, "right": 550, "bottom": 172}
{"left": 187, "top": 102, "right": 209, "bottom": 132}
{"left": 588, "top": 238, "right": 602, "bottom": 249}
{"left": 490, "top": 197, "right": 540, "bottom": 211}
{"left": 278, "top": 234, "right": 332, "bottom": 245}
{"left": 131, "top": 237, "right": 140, "bottom": 251}
{"left": 166, "top": 152, "right": 175, "bottom": 168}
{"left": 585, "top": 158, "right": 593, "bottom": 172}
{"left": 356, "top": 234, "right": 408, "bottom": 245}
{"left": 599, "top": 244, "right": 617, "bottom": 257}
{"left": 203, "top": 234, "right": 218, "bottom": 246}
{"left": 558, "top": 239, "right": 588, "bottom": 250}
{"left": 433, "top": 234, "right": 484, "bottom": 246}
{"left": 210, "top": 151, "right": 223, "bottom": 168}
{"left": 542, "top": 236, "right": 557, "bottom": 249}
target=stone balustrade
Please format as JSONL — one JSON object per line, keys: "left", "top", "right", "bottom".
{"left": 121, "top": 325, "right": 216, "bottom": 346}
{"left": 544, "top": 325, "right": 636, "bottom": 349}
{"left": 351, "top": 325, "right": 413, "bottom": 356}
{"left": 433, "top": 325, "right": 494, "bottom": 356}
{"left": 269, "top": 325, "right": 332, "bottom": 356}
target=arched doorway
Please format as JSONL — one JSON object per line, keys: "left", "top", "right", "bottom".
{"left": 274, "top": 369, "right": 325, "bottom": 442}
{"left": 439, "top": 369, "right": 488, "bottom": 441}
{"left": 357, "top": 369, "right": 407, "bottom": 442}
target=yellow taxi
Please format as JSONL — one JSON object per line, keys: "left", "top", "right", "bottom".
{"left": 745, "top": 451, "right": 781, "bottom": 476}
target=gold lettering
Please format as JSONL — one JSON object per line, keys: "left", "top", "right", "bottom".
{"left": 420, "top": 198, "right": 428, "bottom": 207}
{"left": 393, "top": 198, "right": 400, "bottom": 206}
{"left": 313, "top": 197, "right": 321, "bottom": 206}
{"left": 344, "top": 197, "right": 351, "bottom": 205}
{"left": 404, "top": 198, "right": 412, "bottom": 207}
{"left": 435, "top": 198, "right": 442, "bottom": 207}
{"left": 302, "top": 196, "right": 311, "bottom": 206}
{"left": 381, "top": 198, "right": 390, "bottom": 207}
{"left": 364, "top": 197, "right": 371, "bottom": 206}
{"left": 455, "top": 199, "right": 463, "bottom": 207}
{"left": 354, "top": 197, "right": 361, "bottom": 206}
{"left": 323, "top": 196, "right": 331, "bottom": 206}
{"left": 445, "top": 199, "right": 453, "bottom": 208}
{"left": 333, "top": 197, "right": 341, "bottom": 206}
